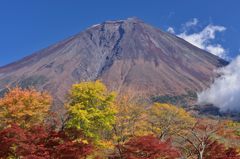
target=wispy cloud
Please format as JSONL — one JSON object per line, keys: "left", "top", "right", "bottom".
{"left": 205, "top": 44, "right": 226, "bottom": 58}
{"left": 166, "top": 18, "right": 227, "bottom": 59}
{"left": 185, "top": 18, "right": 198, "bottom": 27}
{"left": 167, "top": 27, "right": 175, "bottom": 34}
{"left": 178, "top": 24, "right": 227, "bottom": 58}
{"left": 198, "top": 55, "right": 240, "bottom": 112}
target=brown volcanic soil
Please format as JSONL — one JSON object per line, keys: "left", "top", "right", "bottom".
{"left": 0, "top": 17, "right": 228, "bottom": 111}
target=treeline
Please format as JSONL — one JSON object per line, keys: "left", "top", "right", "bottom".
{"left": 0, "top": 81, "right": 239, "bottom": 159}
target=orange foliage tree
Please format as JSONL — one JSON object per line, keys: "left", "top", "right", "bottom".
{"left": 0, "top": 87, "right": 52, "bottom": 128}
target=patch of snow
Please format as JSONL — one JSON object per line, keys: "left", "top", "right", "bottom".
{"left": 87, "top": 24, "right": 101, "bottom": 29}
{"left": 105, "top": 20, "right": 124, "bottom": 24}
{"left": 91, "top": 24, "right": 100, "bottom": 28}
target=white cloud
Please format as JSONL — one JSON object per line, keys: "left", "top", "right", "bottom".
{"left": 197, "top": 55, "right": 240, "bottom": 112}
{"left": 206, "top": 44, "right": 226, "bottom": 58}
{"left": 185, "top": 18, "right": 198, "bottom": 27}
{"left": 178, "top": 24, "right": 227, "bottom": 58}
{"left": 167, "top": 27, "right": 175, "bottom": 34}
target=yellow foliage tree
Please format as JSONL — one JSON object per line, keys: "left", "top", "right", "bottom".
{"left": 112, "top": 94, "right": 148, "bottom": 157}
{"left": 115, "top": 95, "right": 148, "bottom": 137}
{"left": 0, "top": 87, "right": 52, "bottom": 129}
{"left": 66, "top": 80, "right": 117, "bottom": 145}
{"left": 147, "top": 103, "right": 195, "bottom": 140}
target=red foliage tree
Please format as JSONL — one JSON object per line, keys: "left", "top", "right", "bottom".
{"left": 179, "top": 119, "right": 240, "bottom": 159}
{"left": 0, "top": 124, "right": 93, "bottom": 159}
{"left": 204, "top": 141, "right": 240, "bottom": 159}
{"left": 112, "top": 135, "right": 180, "bottom": 159}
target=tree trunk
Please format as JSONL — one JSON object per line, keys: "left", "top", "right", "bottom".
{"left": 198, "top": 150, "right": 204, "bottom": 159}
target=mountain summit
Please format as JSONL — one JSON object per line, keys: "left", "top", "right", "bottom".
{"left": 0, "top": 18, "right": 227, "bottom": 110}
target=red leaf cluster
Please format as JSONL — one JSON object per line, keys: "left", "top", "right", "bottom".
{"left": 0, "top": 124, "right": 93, "bottom": 159}
{"left": 205, "top": 141, "right": 240, "bottom": 159}
{"left": 112, "top": 135, "right": 180, "bottom": 159}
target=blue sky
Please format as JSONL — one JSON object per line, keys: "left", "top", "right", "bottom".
{"left": 0, "top": 0, "right": 240, "bottom": 66}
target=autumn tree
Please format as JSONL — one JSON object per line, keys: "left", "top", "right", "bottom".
{"left": 179, "top": 119, "right": 225, "bottom": 159}
{"left": 216, "top": 120, "right": 240, "bottom": 149}
{"left": 0, "top": 87, "right": 52, "bottom": 129}
{"left": 111, "top": 135, "right": 180, "bottom": 159}
{"left": 147, "top": 103, "right": 195, "bottom": 140}
{"left": 0, "top": 124, "right": 93, "bottom": 159}
{"left": 204, "top": 141, "right": 240, "bottom": 159}
{"left": 112, "top": 94, "right": 148, "bottom": 158}
{"left": 66, "top": 80, "right": 117, "bottom": 144}
{"left": 224, "top": 120, "right": 240, "bottom": 138}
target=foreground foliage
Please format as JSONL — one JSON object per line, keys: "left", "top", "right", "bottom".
{"left": 0, "top": 124, "right": 93, "bottom": 159}
{"left": 147, "top": 103, "right": 195, "bottom": 140}
{"left": 204, "top": 141, "right": 240, "bottom": 159}
{"left": 0, "top": 81, "right": 239, "bottom": 159}
{"left": 66, "top": 80, "right": 117, "bottom": 144}
{"left": 0, "top": 87, "right": 51, "bottom": 129}
{"left": 111, "top": 135, "right": 180, "bottom": 159}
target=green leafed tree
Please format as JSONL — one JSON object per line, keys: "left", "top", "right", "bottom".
{"left": 66, "top": 80, "right": 117, "bottom": 144}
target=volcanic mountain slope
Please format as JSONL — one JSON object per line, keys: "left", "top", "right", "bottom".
{"left": 0, "top": 17, "right": 227, "bottom": 110}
